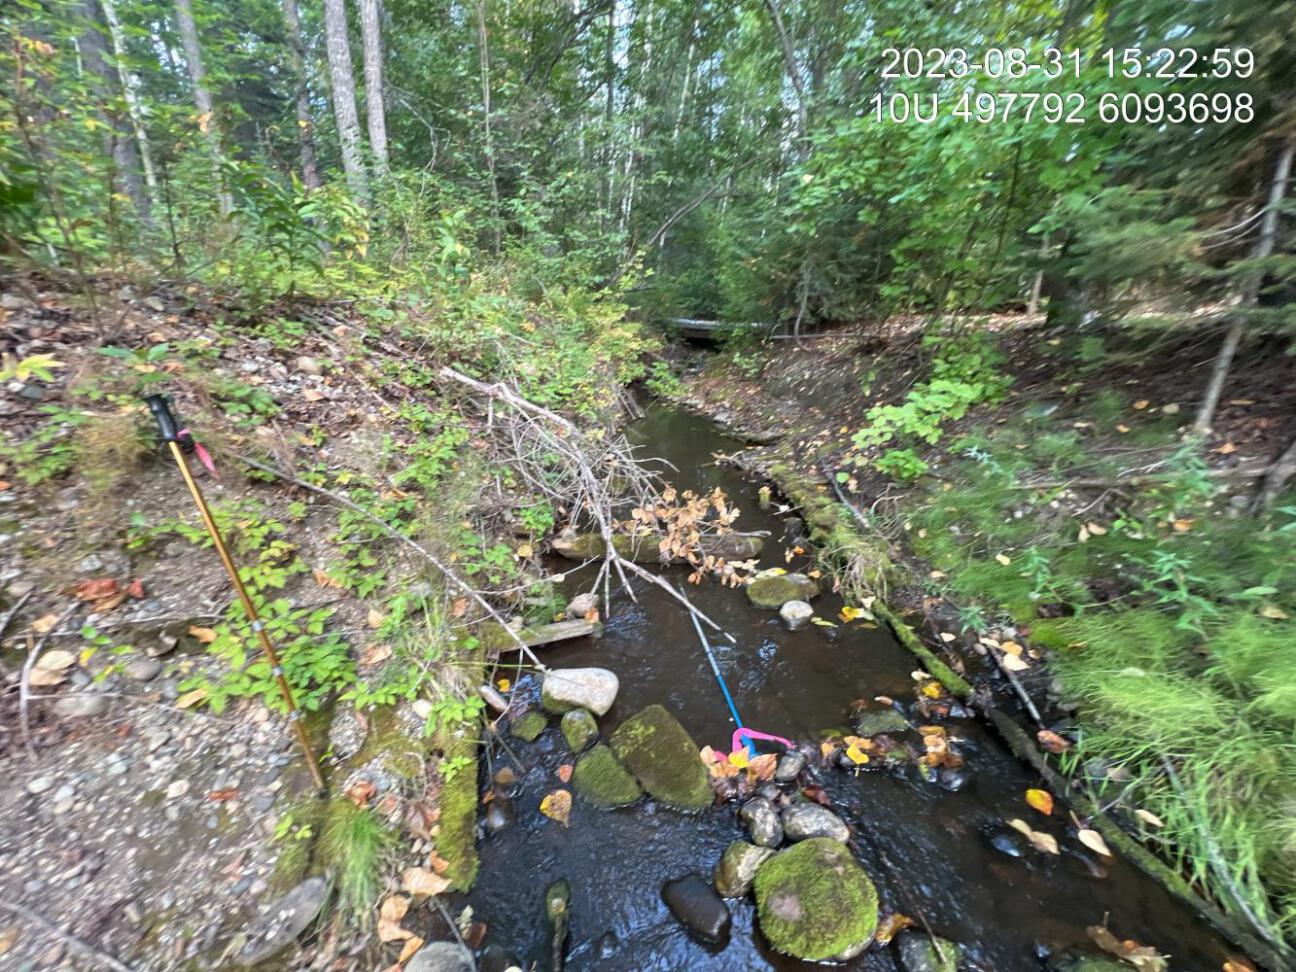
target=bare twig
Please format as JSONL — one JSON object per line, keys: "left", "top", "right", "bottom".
{"left": 0, "top": 899, "right": 137, "bottom": 972}
{"left": 984, "top": 643, "right": 1045, "bottom": 728}
{"left": 20, "top": 605, "right": 79, "bottom": 760}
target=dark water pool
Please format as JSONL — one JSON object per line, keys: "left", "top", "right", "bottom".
{"left": 466, "top": 403, "right": 1233, "bottom": 971}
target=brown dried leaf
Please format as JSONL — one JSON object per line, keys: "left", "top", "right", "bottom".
{"left": 347, "top": 779, "right": 377, "bottom": 808}
{"left": 1037, "top": 729, "right": 1072, "bottom": 753}
{"left": 1086, "top": 925, "right": 1168, "bottom": 972}
{"left": 75, "top": 578, "right": 119, "bottom": 601}
{"left": 400, "top": 866, "right": 451, "bottom": 898}
{"left": 1077, "top": 828, "right": 1112, "bottom": 857}
{"left": 748, "top": 753, "right": 778, "bottom": 782}
{"left": 873, "top": 912, "right": 914, "bottom": 946}
{"left": 557, "top": 764, "right": 574, "bottom": 784}
{"left": 188, "top": 626, "right": 218, "bottom": 644}
{"left": 396, "top": 936, "right": 424, "bottom": 964}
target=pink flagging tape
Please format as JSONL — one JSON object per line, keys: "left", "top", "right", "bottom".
{"left": 732, "top": 726, "right": 794, "bottom": 753}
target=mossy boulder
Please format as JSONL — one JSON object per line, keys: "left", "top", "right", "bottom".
{"left": 572, "top": 744, "right": 641, "bottom": 808}
{"left": 746, "top": 571, "right": 819, "bottom": 609}
{"left": 753, "top": 838, "right": 878, "bottom": 961}
{"left": 609, "top": 704, "right": 712, "bottom": 811}
{"left": 511, "top": 710, "right": 548, "bottom": 742}
{"left": 561, "top": 708, "right": 599, "bottom": 753}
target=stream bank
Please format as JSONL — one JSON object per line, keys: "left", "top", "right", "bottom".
{"left": 465, "top": 402, "right": 1239, "bottom": 971}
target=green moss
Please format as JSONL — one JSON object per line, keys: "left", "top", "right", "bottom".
{"left": 561, "top": 708, "right": 599, "bottom": 752}
{"left": 270, "top": 795, "right": 329, "bottom": 892}
{"left": 746, "top": 572, "right": 818, "bottom": 608}
{"left": 753, "top": 838, "right": 879, "bottom": 961}
{"left": 609, "top": 704, "right": 712, "bottom": 811}
{"left": 511, "top": 710, "right": 548, "bottom": 742}
{"left": 432, "top": 641, "right": 485, "bottom": 892}
{"left": 572, "top": 743, "right": 642, "bottom": 807}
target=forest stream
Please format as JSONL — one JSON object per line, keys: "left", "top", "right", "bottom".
{"left": 465, "top": 402, "right": 1235, "bottom": 972}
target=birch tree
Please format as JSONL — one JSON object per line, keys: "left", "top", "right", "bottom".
{"left": 322, "top": 0, "right": 368, "bottom": 199}
{"left": 172, "top": 0, "right": 231, "bottom": 216}
{"left": 281, "top": 0, "right": 320, "bottom": 190}
{"left": 78, "top": 0, "right": 151, "bottom": 225}
{"left": 358, "top": 0, "right": 388, "bottom": 177}
{"left": 96, "top": 0, "right": 158, "bottom": 213}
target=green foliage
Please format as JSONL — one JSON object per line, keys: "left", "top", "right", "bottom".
{"left": 0, "top": 405, "right": 89, "bottom": 486}
{"left": 853, "top": 332, "right": 1011, "bottom": 479}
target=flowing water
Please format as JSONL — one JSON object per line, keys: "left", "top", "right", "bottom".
{"left": 467, "top": 403, "right": 1234, "bottom": 971}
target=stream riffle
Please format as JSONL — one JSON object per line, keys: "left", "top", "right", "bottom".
{"left": 466, "top": 403, "right": 1232, "bottom": 971}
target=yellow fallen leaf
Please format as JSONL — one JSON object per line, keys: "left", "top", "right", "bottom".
{"left": 728, "top": 748, "right": 751, "bottom": 769}
{"left": 175, "top": 688, "right": 207, "bottom": 709}
{"left": 810, "top": 617, "right": 837, "bottom": 628}
{"left": 920, "top": 682, "right": 943, "bottom": 699}
{"left": 1116, "top": 424, "right": 1131, "bottom": 433}
{"left": 1259, "top": 604, "right": 1289, "bottom": 620}
{"left": 539, "top": 789, "right": 572, "bottom": 827}
{"left": 1133, "top": 400, "right": 1150, "bottom": 410}
{"left": 31, "top": 613, "right": 59, "bottom": 634}
{"left": 873, "top": 911, "right": 914, "bottom": 946}
{"left": 37, "top": 649, "right": 76, "bottom": 671}
{"left": 1001, "top": 652, "right": 1030, "bottom": 672}
{"left": 1078, "top": 828, "right": 1112, "bottom": 857}
{"left": 1162, "top": 402, "right": 1180, "bottom": 415}
{"left": 516, "top": 542, "right": 534, "bottom": 559}
{"left": 1213, "top": 442, "right": 1237, "bottom": 455}
{"left": 397, "top": 935, "right": 425, "bottom": 964}
{"left": 995, "top": 553, "right": 1011, "bottom": 566}
{"left": 1085, "top": 522, "right": 1107, "bottom": 535}
{"left": 1026, "top": 788, "right": 1055, "bottom": 816}
{"left": 1077, "top": 525, "right": 1090, "bottom": 542}
{"left": 999, "top": 640, "right": 1023, "bottom": 656}
{"left": 839, "top": 605, "right": 870, "bottom": 622}
{"left": 188, "top": 625, "right": 218, "bottom": 644}
{"left": 1008, "top": 817, "right": 1060, "bottom": 855}
{"left": 939, "top": 632, "right": 956, "bottom": 643}
{"left": 928, "top": 570, "right": 946, "bottom": 579}
{"left": 1134, "top": 808, "right": 1165, "bottom": 828}
{"left": 845, "top": 743, "right": 870, "bottom": 765}
{"left": 1172, "top": 518, "right": 1194, "bottom": 533}
{"left": 496, "top": 677, "right": 511, "bottom": 692}
{"left": 367, "top": 608, "right": 386, "bottom": 629}
{"left": 29, "top": 668, "right": 66, "bottom": 687}
{"left": 1222, "top": 955, "right": 1257, "bottom": 972}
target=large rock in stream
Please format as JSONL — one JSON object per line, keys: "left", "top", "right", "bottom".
{"left": 234, "top": 876, "right": 329, "bottom": 966}
{"left": 404, "top": 942, "right": 474, "bottom": 972}
{"left": 753, "top": 838, "right": 879, "bottom": 962}
{"left": 745, "top": 571, "right": 819, "bottom": 609}
{"left": 661, "top": 874, "right": 731, "bottom": 946}
{"left": 552, "top": 531, "right": 763, "bottom": 564}
{"left": 609, "top": 705, "right": 712, "bottom": 811}
{"left": 541, "top": 667, "right": 619, "bottom": 716}
{"left": 572, "top": 744, "right": 642, "bottom": 808}
{"left": 714, "top": 841, "right": 775, "bottom": 897}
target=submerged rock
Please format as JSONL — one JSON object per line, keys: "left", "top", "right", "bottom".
{"left": 852, "top": 707, "right": 910, "bottom": 737}
{"left": 405, "top": 942, "right": 474, "bottom": 972}
{"left": 610, "top": 705, "right": 712, "bottom": 811}
{"left": 561, "top": 708, "right": 599, "bottom": 752}
{"left": 896, "top": 930, "right": 960, "bottom": 972}
{"left": 565, "top": 592, "right": 598, "bottom": 618}
{"left": 781, "top": 803, "right": 849, "bottom": 843}
{"left": 746, "top": 571, "right": 819, "bottom": 609}
{"left": 235, "top": 875, "right": 328, "bottom": 966}
{"left": 572, "top": 744, "right": 641, "bottom": 808}
{"left": 541, "top": 667, "right": 619, "bottom": 716}
{"left": 510, "top": 710, "right": 548, "bottom": 742}
{"left": 714, "top": 841, "right": 775, "bottom": 898}
{"left": 779, "top": 600, "right": 814, "bottom": 630}
{"left": 661, "top": 874, "right": 731, "bottom": 946}
{"left": 753, "top": 838, "right": 878, "bottom": 961}
{"left": 774, "top": 751, "right": 807, "bottom": 783}
{"left": 1047, "top": 951, "right": 1132, "bottom": 972}
{"left": 740, "top": 797, "right": 783, "bottom": 847}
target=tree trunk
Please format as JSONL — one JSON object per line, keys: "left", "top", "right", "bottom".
{"left": 98, "top": 0, "right": 158, "bottom": 212}
{"left": 762, "top": 0, "right": 808, "bottom": 159}
{"left": 322, "top": 0, "right": 369, "bottom": 200}
{"left": 281, "top": 0, "right": 320, "bottom": 190}
{"left": 358, "top": 0, "right": 387, "bottom": 176}
{"left": 476, "top": 0, "right": 500, "bottom": 252}
{"left": 1194, "top": 140, "right": 1293, "bottom": 436}
{"left": 1251, "top": 434, "right": 1296, "bottom": 513}
{"left": 79, "top": 0, "right": 152, "bottom": 226}
{"left": 172, "top": 0, "right": 231, "bottom": 216}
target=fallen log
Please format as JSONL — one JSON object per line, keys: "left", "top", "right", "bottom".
{"left": 551, "top": 531, "right": 763, "bottom": 564}
{"left": 480, "top": 618, "right": 603, "bottom": 653}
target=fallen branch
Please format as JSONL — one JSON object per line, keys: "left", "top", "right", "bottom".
{"left": 984, "top": 643, "right": 1045, "bottom": 728}
{"left": 233, "top": 454, "right": 549, "bottom": 672}
{"left": 0, "top": 898, "right": 137, "bottom": 972}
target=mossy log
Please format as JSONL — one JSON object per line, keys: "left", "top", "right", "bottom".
{"left": 433, "top": 640, "right": 485, "bottom": 892}
{"left": 551, "top": 531, "right": 763, "bottom": 564}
